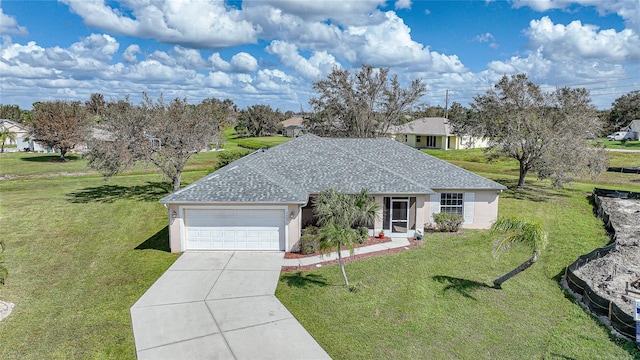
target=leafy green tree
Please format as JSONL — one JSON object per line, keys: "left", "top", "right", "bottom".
{"left": 236, "top": 104, "right": 284, "bottom": 137}
{"left": 313, "top": 189, "right": 380, "bottom": 287}
{"left": 86, "top": 95, "right": 230, "bottom": 192}
{"left": 491, "top": 217, "right": 548, "bottom": 287}
{"left": 308, "top": 65, "right": 426, "bottom": 137}
{"left": 412, "top": 104, "right": 445, "bottom": 118}
{"left": 449, "top": 73, "right": 607, "bottom": 188}
{"left": 31, "top": 101, "right": 91, "bottom": 160}
{"left": 607, "top": 90, "right": 640, "bottom": 134}
{"left": 0, "top": 127, "right": 17, "bottom": 153}
{"left": 0, "top": 105, "right": 23, "bottom": 122}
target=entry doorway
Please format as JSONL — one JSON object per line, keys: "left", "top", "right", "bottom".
{"left": 390, "top": 198, "right": 409, "bottom": 234}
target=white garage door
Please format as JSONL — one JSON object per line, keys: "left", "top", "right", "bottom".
{"left": 184, "top": 208, "right": 284, "bottom": 250}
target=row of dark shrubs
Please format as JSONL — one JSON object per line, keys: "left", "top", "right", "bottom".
{"left": 299, "top": 225, "right": 370, "bottom": 255}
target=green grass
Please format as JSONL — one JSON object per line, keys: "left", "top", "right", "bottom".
{"left": 227, "top": 135, "right": 291, "bottom": 149}
{"left": 277, "top": 151, "right": 640, "bottom": 359}
{"left": 602, "top": 140, "right": 640, "bottom": 149}
{"left": 1, "top": 145, "right": 639, "bottom": 359}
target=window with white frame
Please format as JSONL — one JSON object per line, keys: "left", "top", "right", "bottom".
{"left": 425, "top": 136, "right": 436, "bottom": 147}
{"left": 403, "top": 134, "right": 408, "bottom": 142}
{"left": 440, "top": 193, "right": 463, "bottom": 215}
{"left": 416, "top": 135, "right": 422, "bottom": 142}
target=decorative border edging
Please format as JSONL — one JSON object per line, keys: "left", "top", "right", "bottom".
{"left": 562, "top": 188, "right": 638, "bottom": 341}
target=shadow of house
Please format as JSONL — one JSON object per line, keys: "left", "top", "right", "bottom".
{"left": 135, "top": 226, "right": 170, "bottom": 252}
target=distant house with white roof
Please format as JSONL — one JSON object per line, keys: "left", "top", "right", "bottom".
{"left": 388, "top": 117, "right": 487, "bottom": 150}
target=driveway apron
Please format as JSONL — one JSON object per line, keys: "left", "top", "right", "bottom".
{"left": 131, "top": 251, "right": 330, "bottom": 360}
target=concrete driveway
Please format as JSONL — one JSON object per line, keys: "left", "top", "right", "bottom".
{"left": 130, "top": 251, "right": 330, "bottom": 360}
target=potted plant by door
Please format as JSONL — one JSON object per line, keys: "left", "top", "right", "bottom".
{"left": 379, "top": 230, "right": 385, "bottom": 239}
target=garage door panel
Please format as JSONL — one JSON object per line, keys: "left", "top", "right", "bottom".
{"left": 184, "top": 209, "right": 284, "bottom": 250}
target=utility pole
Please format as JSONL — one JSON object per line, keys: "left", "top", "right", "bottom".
{"left": 444, "top": 89, "right": 449, "bottom": 119}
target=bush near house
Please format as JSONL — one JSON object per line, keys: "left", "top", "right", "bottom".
{"left": 299, "top": 226, "right": 321, "bottom": 254}
{"left": 433, "top": 212, "right": 464, "bottom": 232}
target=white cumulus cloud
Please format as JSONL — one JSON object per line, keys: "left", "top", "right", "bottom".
{"left": 0, "top": 8, "right": 28, "bottom": 36}
{"left": 122, "top": 44, "right": 141, "bottom": 64}
{"left": 395, "top": 0, "right": 412, "bottom": 10}
{"left": 61, "top": 0, "right": 260, "bottom": 48}
{"left": 526, "top": 16, "right": 640, "bottom": 62}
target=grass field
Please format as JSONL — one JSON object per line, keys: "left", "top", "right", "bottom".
{"left": 602, "top": 139, "right": 640, "bottom": 149}
{"left": 276, "top": 151, "right": 640, "bottom": 359}
{"left": 0, "top": 142, "right": 639, "bottom": 359}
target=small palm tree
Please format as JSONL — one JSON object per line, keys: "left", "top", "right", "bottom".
{"left": 0, "top": 128, "right": 17, "bottom": 153}
{"left": 318, "top": 223, "right": 358, "bottom": 287}
{"left": 313, "top": 188, "right": 380, "bottom": 287}
{"left": 491, "top": 216, "right": 548, "bottom": 287}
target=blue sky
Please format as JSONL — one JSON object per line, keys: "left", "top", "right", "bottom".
{"left": 1, "top": 0, "right": 639, "bottom": 111}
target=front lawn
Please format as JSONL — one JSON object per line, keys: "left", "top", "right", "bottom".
{"left": 277, "top": 153, "right": 640, "bottom": 359}
{"left": 0, "top": 147, "right": 638, "bottom": 359}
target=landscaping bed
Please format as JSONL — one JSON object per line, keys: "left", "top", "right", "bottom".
{"left": 284, "top": 235, "right": 391, "bottom": 259}
{"left": 282, "top": 237, "right": 424, "bottom": 272}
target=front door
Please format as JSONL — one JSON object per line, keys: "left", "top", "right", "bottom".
{"left": 390, "top": 198, "right": 409, "bottom": 234}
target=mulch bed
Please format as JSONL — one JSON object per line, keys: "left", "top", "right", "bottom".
{"left": 281, "top": 236, "right": 425, "bottom": 273}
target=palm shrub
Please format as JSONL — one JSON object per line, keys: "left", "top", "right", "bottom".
{"left": 0, "top": 128, "right": 16, "bottom": 153}
{"left": 491, "top": 216, "right": 548, "bottom": 287}
{"left": 433, "top": 212, "right": 464, "bottom": 232}
{"left": 313, "top": 189, "right": 380, "bottom": 287}
{"left": 356, "top": 226, "right": 369, "bottom": 244}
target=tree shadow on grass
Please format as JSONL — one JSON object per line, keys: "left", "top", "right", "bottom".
{"left": 281, "top": 272, "right": 328, "bottom": 289}
{"left": 20, "top": 154, "right": 81, "bottom": 162}
{"left": 432, "top": 275, "right": 494, "bottom": 300}
{"left": 135, "top": 226, "right": 170, "bottom": 252}
{"left": 67, "top": 181, "right": 171, "bottom": 203}
{"left": 494, "top": 178, "right": 570, "bottom": 203}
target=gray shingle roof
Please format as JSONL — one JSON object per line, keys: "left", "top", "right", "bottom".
{"left": 388, "top": 117, "right": 453, "bottom": 136}
{"left": 159, "top": 134, "right": 506, "bottom": 204}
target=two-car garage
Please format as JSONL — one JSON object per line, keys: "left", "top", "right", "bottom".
{"left": 182, "top": 208, "right": 286, "bottom": 251}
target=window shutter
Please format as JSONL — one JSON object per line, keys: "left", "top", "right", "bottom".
{"left": 463, "top": 192, "right": 475, "bottom": 224}
{"left": 430, "top": 193, "right": 441, "bottom": 223}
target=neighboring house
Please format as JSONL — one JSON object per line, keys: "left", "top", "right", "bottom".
{"left": 159, "top": 134, "right": 506, "bottom": 252}
{"left": 0, "top": 119, "right": 45, "bottom": 152}
{"left": 388, "top": 117, "right": 487, "bottom": 150}
{"left": 280, "top": 116, "right": 305, "bottom": 137}
{"left": 622, "top": 120, "right": 640, "bottom": 140}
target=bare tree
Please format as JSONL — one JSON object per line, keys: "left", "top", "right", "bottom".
{"left": 449, "top": 74, "right": 607, "bottom": 188}
{"left": 85, "top": 93, "right": 106, "bottom": 118}
{"left": 30, "top": 101, "right": 91, "bottom": 160}
{"left": 86, "top": 94, "right": 230, "bottom": 192}
{"left": 308, "top": 65, "right": 426, "bottom": 137}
